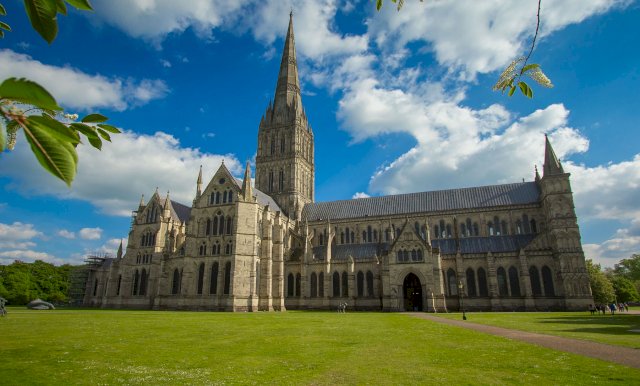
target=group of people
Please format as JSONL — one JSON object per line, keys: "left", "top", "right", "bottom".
{"left": 588, "top": 303, "right": 629, "bottom": 315}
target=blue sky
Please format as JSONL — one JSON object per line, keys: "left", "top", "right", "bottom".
{"left": 0, "top": 0, "right": 638, "bottom": 267}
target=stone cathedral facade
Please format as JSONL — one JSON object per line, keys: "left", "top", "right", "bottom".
{"left": 85, "top": 15, "right": 593, "bottom": 312}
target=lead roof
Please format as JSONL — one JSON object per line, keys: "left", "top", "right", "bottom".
{"left": 302, "top": 182, "right": 540, "bottom": 221}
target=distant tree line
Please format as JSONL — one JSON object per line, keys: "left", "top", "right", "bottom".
{"left": 587, "top": 254, "right": 640, "bottom": 305}
{"left": 0, "top": 260, "right": 75, "bottom": 305}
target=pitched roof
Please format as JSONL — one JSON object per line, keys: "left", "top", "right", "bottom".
{"left": 432, "top": 235, "right": 536, "bottom": 254}
{"left": 312, "top": 243, "right": 387, "bottom": 261}
{"left": 303, "top": 182, "right": 540, "bottom": 221}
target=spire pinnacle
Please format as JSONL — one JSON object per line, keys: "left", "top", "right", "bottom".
{"left": 196, "top": 165, "right": 203, "bottom": 198}
{"left": 241, "top": 160, "right": 253, "bottom": 201}
{"left": 273, "top": 11, "right": 302, "bottom": 115}
{"left": 117, "top": 239, "right": 123, "bottom": 259}
{"left": 164, "top": 191, "right": 171, "bottom": 211}
{"left": 543, "top": 134, "right": 564, "bottom": 176}
{"left": 138, "top": 194, "right": 145, "bottom": 208}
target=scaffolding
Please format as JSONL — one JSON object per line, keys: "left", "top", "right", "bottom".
{"left": 67, "top": 253, "right": 113, "bottom": 306}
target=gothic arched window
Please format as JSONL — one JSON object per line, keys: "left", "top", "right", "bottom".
{"left": 287, "top": 273, "right": 295, "bottom": 297}
{"left": 210, "top": 262, "right": 219, "bottom": 294}
{"left": 478, "top": 268, "right": 488, "bottom": 296}
{"left": 508, "top": 266, "right": 521, "bottom": 296}
{"left": 332, "top": 272, "right": 340, "bottom": 297}
{"left": 341, "top": 272, "right": 348, "bottom": 297}
{"left": 357, "top": 271, "right": 364, "bottom": 297}
{"left": 171, "top": 269, "right": 180, "bottom": 295}
{"left": 310, "top": 272, "right": 317, "bottom": 298}
{"left": 529, "top": 266, "right": 542, "bottom": 296}
{"left": 366, "top": 271, "right": 374, "bottom": 297}
{"left": 497, "top": 267, "right": 508, "bottom": 296}
{"left": 447, "top": 269, "right": 457, "bottom": 296}
{"left": 197, "top": 263, "right": 205, "bottom": 295}
{"left": 223, "top": 262, "right": 231, "bottom": 295}
{"left": 542, "top": 266, "right": 555, "bottom": 296}
{"left": 466, "top": 268, "right": 476, "bottom": 297}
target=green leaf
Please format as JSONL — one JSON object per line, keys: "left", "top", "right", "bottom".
{"left": 518, "top": 81, "right": 533, "bottom": 98}
{"left": 0, "top": 29, "right": 4, "bottom": 38}
{"left": 64, "top": 0, "right": 92, "bottom": 11}
{"left": 96, "top": 128, "right": 111, "bottom": 142}
{"left": 55, "top": 0, "right": 67, "bottom": 15}
{"left": 21, "top": 117, "right": 78, "bottom": 186}
{"left": 376, "top": 0, "right": 383, "bottom": 11}
{"left": 0, "top": 21, "right": 11, "bottom": 31}
{"left": 0, "top": 78, "right": 62, "bottom": 111}
{"left": 0, "top": 4, "right": 6, "bottom": 16}
{"left": 97, "top": 123, "right": 121, "bottom": 134}
{"left": 23, "top": 0, "right": 59, "bottom": 44}
{"left": 81, "top": 113, "right": 108, "bottom": 123}
{"left": 521, "top": 63, "right": 540, "bottom": 74}
{"left": 508, "top": 85, "right": 516, "bottom": 97}
{"left": 0, "top": 120, "right": 6, "bottom": 152}
{"left": 72, "top": 123, "right": 102, "bottom": 149}
{"left": 30, "top": 115, "right": 80, "bottom": 145}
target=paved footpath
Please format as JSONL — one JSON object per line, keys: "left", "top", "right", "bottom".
{"left": 406, "top": 312, "right": 640, "bottom": 369}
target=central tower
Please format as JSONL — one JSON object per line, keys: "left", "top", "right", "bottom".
{"left": 255, "top": 13, "right": 314, "bottom": 220}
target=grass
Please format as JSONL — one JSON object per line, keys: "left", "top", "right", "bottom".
{"left": 436, "top": 311, "right": 640, "bottom": 349}
{"left": 0, "top": 308, "right": 639, "bottom": 385}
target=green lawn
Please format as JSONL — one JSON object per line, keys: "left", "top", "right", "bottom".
{"left": 0, "top": 308, "right": 639, "bottom": 385}
{"left": 435, "top": 311, "right": 640, "bottom": 348}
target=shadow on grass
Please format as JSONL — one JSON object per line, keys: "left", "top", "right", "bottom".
{"left": 537, "top": 314, "right": 640, "bottom": 336}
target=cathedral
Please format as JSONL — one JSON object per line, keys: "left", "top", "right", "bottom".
{"left": 85, "top": 14, "right": 593, "bottom": 312}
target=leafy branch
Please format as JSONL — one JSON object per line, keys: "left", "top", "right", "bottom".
{"left": 492, "top": 0, "right": 553, "bottom": 98}
{"left": 375, "top": 0, "right": 423, "bottom": 11}
{"left": 0, "top": 0, "right": 119, "bottom": 186}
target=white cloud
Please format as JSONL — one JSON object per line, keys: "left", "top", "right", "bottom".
{"left": 352, "top": 192, "right": 370, "bottom": 199}
{"left": 366, "top": 0, "right": 629, "bottom": 78}
{"left": 248, "top": 0, "right": 368, "bottom": 61}
{"left": 94, "top": 238, "right": 129, "bottom": 257}
{"left": 568, "top": 155, "right": 640, "bottom": 222}
{"left": 57, "top": 229, "right": 76, "bottom": 239}
{"left": 0, "top": 50, "right": 168, "bottom": 111}
{"left": 91, "top": 0, "right": 249, "bottom": 42}
{"left": 0, "top": 130, "right": 242, "bottom": 216}
{"left": 0, "top": 249, "right": 82, "bottom": 266}
{"left": 0, "top": 222, "right": 43, "bottom": 241}
{"left": 0, "top": 241, "right": 36, "bottom": 249}
{"left": 79, "top": 227, "right": 103, "bottom": 240}
{"left": 584, "top": 222, "right": 640, "bottom": 268}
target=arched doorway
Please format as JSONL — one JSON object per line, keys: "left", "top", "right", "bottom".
{"left": 403, "top": 273, "right": 423, "bottom": 311}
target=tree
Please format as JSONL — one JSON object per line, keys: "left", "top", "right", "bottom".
{"left": 0, "top": 260, "right": 75, "bottom": 304}
{"left": 0, "top": 0, "right": 120, "bottom": 187}
{"left": 586, "top": 259, "right": 615, "bottom": 304}
{"left": 610, "top": 275, "right": 640, "bottom": 303}
{"left": 374, "top": 0, "right": 553, "bottom": 99}
{"left": 614, "top": 254, "right": 640, "bottom": 282}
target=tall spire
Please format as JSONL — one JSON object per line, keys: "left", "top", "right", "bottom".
{"left": 241, "top": 160, "right": 253, "bottom": 201}
{"left": 273, "top": 11, "right": 302, "bottom": 114}
{"left": 117, "top": 239, "right": 123, "bottom": 259}
{"left": 196, "top": 165, "right": 203, "bottom": 198}
{"left": 543, "top": 134, "right": 564, "bottom": 176}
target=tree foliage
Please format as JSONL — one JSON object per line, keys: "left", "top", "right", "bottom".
{"left": 0, "top": 260, "right": 74, "bottom": 305}
{"left": 613, "top": 254, "right": 640, "bottom": 282}
{"left": 0, "top": 0, "right": 120, "bottom": 187}
{"left": 586, "top": 259, "right": 615, "bottom": 304}
{"left": 609, "top": 275, "right": 640, "bottom": 303}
